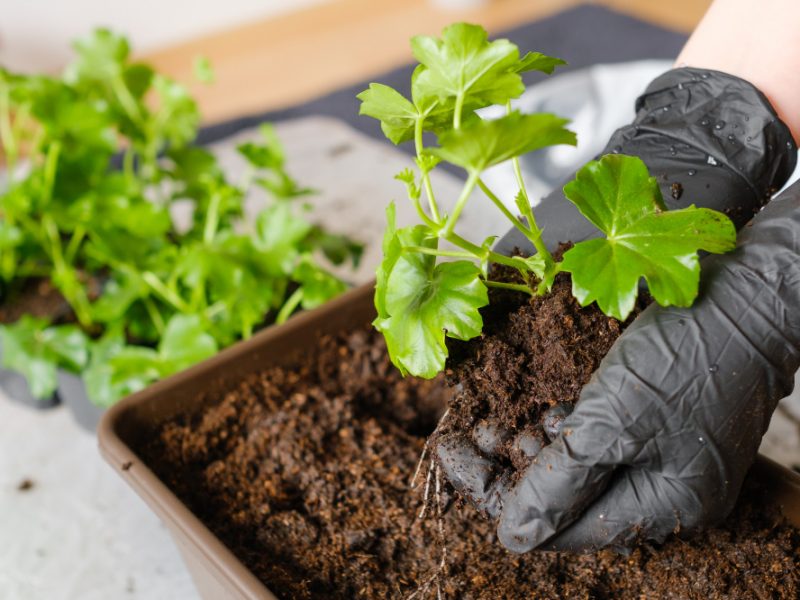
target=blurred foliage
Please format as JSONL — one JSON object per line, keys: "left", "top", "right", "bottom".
{"left": 0, "top": 29, "right": 361, "bottom": 403}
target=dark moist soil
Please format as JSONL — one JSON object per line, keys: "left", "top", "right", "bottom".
{"left": 143, "top": 326, "right": 799, "bottom": 599}
{"left": 441, "top": 263, "right": 644, "bottom": 471}
{"left": 0, "top": 278, "right": 73, "bottom": 324}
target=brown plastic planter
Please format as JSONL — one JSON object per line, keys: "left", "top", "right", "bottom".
{"left": 98, "top": 282, "right": 800, "bottom": 600}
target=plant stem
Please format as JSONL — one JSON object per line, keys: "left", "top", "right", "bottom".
{"left": 141, "top": 271, "right": 190, "bottom": 313}
{"left": 439, "top": 171, "right": 479, "bottom": 238}
{"left": 411, "top": 191, "right": 439, "bottom": 229}
{"left": 123, "top": 148, "right": 135, "bottom": 182}
{"left": 275, "top": 287, "right": 303, "bottom": 324}
{"left": 445, "top": 231, "right": 534, "bottom": 273}
{"left": 42, "top": 141, "right": 61, "bottom": 202}
{"left": 0, "top": 83, "right": 18, "bottom": 174}
{"left": 203, "top": 191, "right": 222, "bottom": 243}
{"left": 143, "top": 297, "right": 165, "bottom": 335}
{"left": 112, "top": 75, "right": 145, "bottom": 130}
{"left": 64, "top": 226, "right": 85, "bottom": 264}
{"left": 484, "top": 280, "right": 534, "bottom": 295}
{"left": 414, "top": 118, "right": 441, "bottom": 222}
{"left": 43, "top": 216, "right": 93, "bottom": 327}
{"left": 504, "top": 101, "right": 553, "bottom": 266}
{"left": 476, "top": 178, "right": 544, "bottom": 248}
{"left": 403, "top": 246, "right": 475, "bottom": 259}
{"left": 454, "top": 92, "right": 464, "bottom": 129}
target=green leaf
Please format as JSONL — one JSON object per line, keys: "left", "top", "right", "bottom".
{"left": 82, "top": 333, "right": 129, "bottom": 407}
{"left": 514, "top": 254, "right": 546, "bottom": 280}
{"left": 66, "top": 29, "right": 129, "bottom": 83}
{"left": 152, "top": 74, "right": 199, "bottom": 147}
{"left": 90, "top": 272, "right": 149, "bottom": 323}
{"left": 0, "top": 316, "right": 88, "bottom": 399}
{"left": 395, "top": 168, "right": 422, "bottom": 202}
{"left": 292, "top": 255, "right": 347, "bottom": 310}
{"left": 357, "top": 67, "right": 481, "bottom": 145}
{"left": 83, "top": 316, "right": 217, "bottom": 407}
{"left": 514, "top": 52, "right": 566, "bottom": 74}
{"left": 0, "top": 222, "right": 23, "bottom": 249}
{"left": 411, "top": 23, "right": 523, "bottom": 106}
{"left": 431, "top": 111, "right": 575, "bottom": 172}
{"left": 254, "top": 203, "right": 313, "bottom": 270}
{"left": 193, "top": 56, "right": 215, "bottom": 84}
{"left": 376, "top": 255, "right": 487, "bottom": 378}
{"left": 157, "top": 314, "right": 218, "bottom": 375}
{"left": 123, "top": 63, "right": 155, "bottom": 98}
{"left": 560, "top": 154, "right": 737, "bottom": 320}
{"left": 374, "top": 202, "right": 401, "bottom": 319}
{"left": 373, "top": 221, "right": 488, "bottom": 377}
{"left": 358, "top": 83, "right": 420, "bottom": 145}
{"left": 302, "top": 227, "right": 363, "bottom": 267}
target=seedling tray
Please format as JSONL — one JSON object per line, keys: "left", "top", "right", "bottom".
{"left": 98, "top": 282, "right": 800, "bottom": 600}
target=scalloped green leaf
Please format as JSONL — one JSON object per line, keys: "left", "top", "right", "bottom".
{"left": 560, "top": 154, "right": 737, "bottom": 320}
{"left": 431, "top": 111, "right": 575, "bottom": 172}
{"left": 374, "top": 223, "right": 488, "bottom": 378}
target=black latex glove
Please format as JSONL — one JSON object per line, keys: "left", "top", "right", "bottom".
{"left": 437, "top": 67, "right": 799, "bottom": 552}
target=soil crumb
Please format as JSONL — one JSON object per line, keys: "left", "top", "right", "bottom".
{"left": 17, "top": 478, "right": 35, "bottom": 492}
{"left": 143, "top": 327, "right": 799, "bottom": 599}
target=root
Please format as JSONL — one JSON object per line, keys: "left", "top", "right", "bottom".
{"left": 406, "top": 408, "right": 452, "bottom": 599}
{"left": 418, "top": 463, "right": 434, "bottom": 520}
{"left": 409, "top": 444, "right": 428, "bottom": 489}
{"left": 410, "top": 408, "right": 450, "bottom": 489}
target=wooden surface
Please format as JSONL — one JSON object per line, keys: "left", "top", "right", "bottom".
{"left": 143, "top": 0, "right": 713, "bottom": 124}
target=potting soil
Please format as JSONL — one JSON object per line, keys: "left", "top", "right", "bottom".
{"left": 145, "top": 314, "right": 799, "bottom": 598}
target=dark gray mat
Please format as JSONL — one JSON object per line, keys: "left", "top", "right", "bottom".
{"left": 196, "top": 4, "right": 686, "bottom": 147}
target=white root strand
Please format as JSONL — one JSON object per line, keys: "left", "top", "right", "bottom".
{"left": 409, "top": 444, "right": 429, "bottom": 489}
{"left": 406, "top": 407, "right": 453, "bottom": 599}
{"left": 418, "top": 463, "right": 434, "bottom": 520}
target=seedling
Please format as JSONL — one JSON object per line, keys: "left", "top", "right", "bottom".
{"left": 359, "top": 23, "right": 736, "bottom": 379}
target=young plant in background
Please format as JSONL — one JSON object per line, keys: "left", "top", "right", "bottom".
{"left": 359, "top": 23, "right": 736, "bottom": 378}
{"left": 0, "top": 30, "right": 361, "bottom": 405}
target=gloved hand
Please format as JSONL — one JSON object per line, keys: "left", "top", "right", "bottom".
{"left": 436, "top": 67, "right": 799, "bottom": 553}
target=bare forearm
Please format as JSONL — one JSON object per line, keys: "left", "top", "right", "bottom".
{"left": 677, "top": 0, "right": 800, "bottom": 142}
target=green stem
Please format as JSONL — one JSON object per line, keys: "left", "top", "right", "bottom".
{"left": 203, "top": 191, "right": 222, "bottom": 243}
{"left": 42, "top": 141, "right": 61, "bottom": 204}
{"left": 123, "top": 148, "right": 135, "bottom": 182}
{"left": 484, "top": 280, "right": 534, "bottom": 295}
{"left": 454, "top": 92, "right": 464, "bottom": 129}
{"left": 0, "top": 84, "right": 18, "bottom": 173}
{"left": 445, "top": 232, "right": 530, "bottom": 272}
{"left": 414, "top": 118, "right": 441, "bottom": 222}
{"left": 64, "top": 226, "right": 85, "bottom": 264}
{"left": 112, "top": 76, "right": 145, "bottom": 130}
{"left": 17, "top": 264, "right": 50, "bottom": 278}
{"left": 141, "top": 271, "right": 190, "bottom": 313}
{"left": 440, "top": 171, "right": 479, "bottom": 238}
{"left": 504, "top": 101, "right": 553, "bottom": 266}
{"left": 43, "top": 216, "right": 92, "bottom": 327}
{"left": 143, "top": 297, "right": 165, "bottom": 335}
{"left": 403, "top": 246, "right": 475, "bottom": 259}
{"left": 411, "top": 191, "right": 438, "bottom": 229}
{"left": 476, "top": 178, "right": 539, "bottom": 242}
{"left": 275, "top": 288, "right": 303, "bottom": 324}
